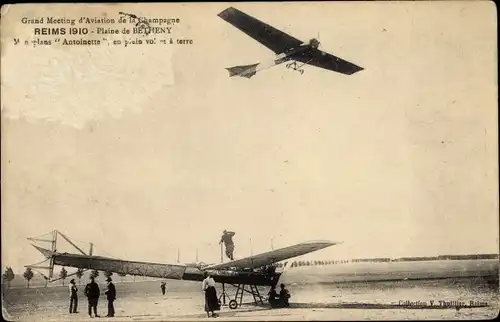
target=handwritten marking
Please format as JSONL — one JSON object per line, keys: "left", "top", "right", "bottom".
{"left": 119, "top": 12, "right": 151, "bottom": 35}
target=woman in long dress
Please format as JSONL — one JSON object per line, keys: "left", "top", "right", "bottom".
{"left": 202, "top": 272, "right": 220, "bottom": 317}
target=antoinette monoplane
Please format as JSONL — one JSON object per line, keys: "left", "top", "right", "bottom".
{"left": 218, "top": 7, "right": 364, "bottom": 78}
{"left": 27, "top": 230, "right": 340, "bottom": 309}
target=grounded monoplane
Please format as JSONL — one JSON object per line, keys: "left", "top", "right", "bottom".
{"left": 27, "top": 230, "right": 340, "bottom": 310}
{"left": 218, "top": 7, "right": 364, "bottom": 78}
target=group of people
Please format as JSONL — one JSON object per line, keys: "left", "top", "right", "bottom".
{"left": 267, "top": 283, "right": 291, "bottom": 308}
{"left": 68, "top": 229, "right": 290, "bottom": 319}
{"left": 68, "top": 276, "right": 116, "bottom": 318}
{"left": 201, "top": 272, "right": 292, "bottom": 317}
{"left": 214, "top": 229, "right": 292, "bottom": 312}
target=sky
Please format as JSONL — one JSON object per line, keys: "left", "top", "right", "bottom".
{"left": 1, "top": 2, "right": 498, "bottom": 273}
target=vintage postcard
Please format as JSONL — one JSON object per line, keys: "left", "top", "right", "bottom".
{"left": 1, "top": 1, "right": 498, "bottom": 320}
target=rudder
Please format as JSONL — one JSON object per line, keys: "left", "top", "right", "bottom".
{"left": 226, "top": 63, "right": 259, "bottom": 78}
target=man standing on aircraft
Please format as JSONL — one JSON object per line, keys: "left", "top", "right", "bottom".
{"left": 219, "top": 230, "right": 235, "bottom": 260}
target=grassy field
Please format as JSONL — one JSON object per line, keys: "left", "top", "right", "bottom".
{"left": 7, "top": 258, "right": 498, "bottom": 289}
{"left": 2, "top": 260, "right": 499, "bottom": 321}
{"left": 280, "top": 259, "right": 499, "bottom": 284}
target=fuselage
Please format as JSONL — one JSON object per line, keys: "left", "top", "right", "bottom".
{"left": 227, "top": 38, "right": 320, "bottom": 78}
{"left": 274, "top": 38, "right": 320, "bottom": 65}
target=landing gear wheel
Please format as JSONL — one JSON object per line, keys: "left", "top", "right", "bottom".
{"left": 229, "top": 300, "right": 238, "bottom": 310}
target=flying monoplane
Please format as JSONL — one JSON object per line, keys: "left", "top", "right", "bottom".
{"left": 27, "top": 230, "right": 340, "bottom": 310}
{"left": 218, "top": 7, "right": 364, "bottom": 78}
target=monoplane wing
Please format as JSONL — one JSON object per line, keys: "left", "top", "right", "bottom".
{"left": 203, "top": 240, "right": 340, "bottom": 270}
{"left": 294, "top": 49, "right": 364, "bottom": 75}
{"left": 218, "top": 7, "right": 303, "bottom": 54}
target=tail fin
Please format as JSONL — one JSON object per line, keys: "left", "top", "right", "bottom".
{"left": 31, "top": 244, "right": 55, "bottom": 258}
{"left": 226, "top": 63, "right": 259, "bottom": 78}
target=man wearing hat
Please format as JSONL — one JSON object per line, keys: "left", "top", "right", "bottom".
{"left": 104, "top": 277, "right": 117, "bottom": 317}
{"left": 84, "top": 276, "right": 100, "bottom": 318}
{"left": 68, "top": 278, "right": 78, "bottom": 313}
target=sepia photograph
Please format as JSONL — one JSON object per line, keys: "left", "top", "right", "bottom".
{"left": 1, "top": 1, "right": 498, "bottom": 320}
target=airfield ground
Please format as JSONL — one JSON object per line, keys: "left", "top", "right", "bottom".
{"left": 3, "top": 263, "right": 499, "bottom": 321}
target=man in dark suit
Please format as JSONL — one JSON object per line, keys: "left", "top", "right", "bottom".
{"left": 84, "top": 277, "right": 100, "bottom": 318}
{"left": 69, "top": 279, "right": 79, "bottom": 313}
{"left": 160, "top": 281, "right": 166, "bottom": 295}
{"left": 104, "top": 277, "right": 117, "bottom": 317}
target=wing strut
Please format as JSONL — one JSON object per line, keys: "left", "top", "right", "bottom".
{"left": 58, "top": 231, "right": 88, "bottom": 256}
